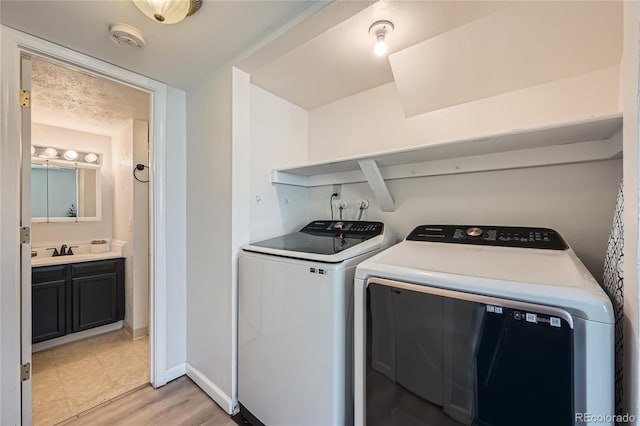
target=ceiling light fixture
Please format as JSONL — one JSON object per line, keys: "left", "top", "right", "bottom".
{"left": 84, "top": 153, "right": 98, "bottom": 163}
{"left": 369, "top": 20, "right": 394, "bottom": 57}
{"left": 133, "top": 0, "right": 202, "bottom": 24}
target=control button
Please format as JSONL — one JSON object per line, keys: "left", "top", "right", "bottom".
{"left": 466, "top": 227, "right": 483, "bottom": 237}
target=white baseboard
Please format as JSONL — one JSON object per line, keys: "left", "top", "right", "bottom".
{"left": 32, "top": 321, "right": 124, "bottom": 352}
{"left": 124, "top": 323, "right": 149, "bottom": 339}
{"left": 186, "top": 363, "right": 234, "bottom": 414}
{"left": 165, "top": 363, "right": 186, "bottom": 383}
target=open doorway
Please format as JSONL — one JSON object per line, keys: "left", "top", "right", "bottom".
{"left": 26, "top": 57, "right": 152, "bottom": 425}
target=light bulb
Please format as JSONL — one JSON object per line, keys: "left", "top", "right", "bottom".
{"left": 30, "top": 145, "right": 36, "bottom": 156}
{"left": 369, "top": 20, "right": 394, "bottom": 58}
{"left": 63, "top": 150, "right": 78, "bottom": 161}
{"left": 374, "top": 35, "right": 388, "bottom": 56}
{"left": 43, "top": 147, "right": 58, "bottom": 158}
{"left": 85, "top": 153, "right": 98, "bottom": 163}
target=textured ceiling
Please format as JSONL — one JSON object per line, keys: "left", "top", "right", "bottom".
{"left": 31, "top": 58, "right": 150, "bottom": 135}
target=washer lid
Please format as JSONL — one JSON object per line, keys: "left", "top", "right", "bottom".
{"left": 356, "top": 240, "right": 613, "bottom": 323}
{"left": 243, "top": 220, "right": 387, "bottom": 263}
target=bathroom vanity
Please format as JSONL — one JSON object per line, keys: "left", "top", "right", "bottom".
{"left": 32, "top": 257, "right": 125, "bottom": 343}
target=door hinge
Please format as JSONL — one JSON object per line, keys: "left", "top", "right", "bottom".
{"left": 20, "top": 90, "right": 30, "bottom": 107}
{"left": 21, "top": 363, "right": 30, "bottom": 381}
{"left": 20, "top": 226, "right": 30, "bottom": 244}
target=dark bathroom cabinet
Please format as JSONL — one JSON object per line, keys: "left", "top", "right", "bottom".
{"left": 32, "top": 258, "right": 125, "bottom": 343}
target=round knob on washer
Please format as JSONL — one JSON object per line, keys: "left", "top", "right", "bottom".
{"left": 466, "top": 227, "right": 483, "bottom": 237}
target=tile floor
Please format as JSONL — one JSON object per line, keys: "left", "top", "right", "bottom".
{"left": 32, "top": 329, "right": 149, "bottom": 426}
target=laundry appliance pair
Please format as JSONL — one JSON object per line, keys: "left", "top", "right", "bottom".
{"left": 238, "top": 222, "right": 614, "bottom": 426}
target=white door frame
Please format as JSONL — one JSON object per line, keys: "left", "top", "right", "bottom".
{"left": 0, "top": 26, "right": 169, "bottom": 425}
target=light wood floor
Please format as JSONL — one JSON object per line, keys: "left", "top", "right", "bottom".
{"left": 59, "top": 376, "right": 237, "bottom": 426}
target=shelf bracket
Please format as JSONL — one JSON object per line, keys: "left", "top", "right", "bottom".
{"left": 358, "top": 159, "right": 395, "bottom": 212}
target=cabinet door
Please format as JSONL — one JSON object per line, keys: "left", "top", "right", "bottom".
{"left": 32, "top": 279, "right": 66, "bottom": 343}
{"left": 72, "top": 272, "right": 118, "bottom": 332}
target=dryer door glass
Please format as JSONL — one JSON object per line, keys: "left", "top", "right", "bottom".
{"left": 366, "top": 283, "right": 573, "bottom": 426}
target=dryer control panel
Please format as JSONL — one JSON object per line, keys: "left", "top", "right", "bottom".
{"left": 406, "top": 225, "right": 568, "bottom": 250}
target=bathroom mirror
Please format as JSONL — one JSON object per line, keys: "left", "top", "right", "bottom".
{"left": 31, "top": 158, "right": 102, "bottom": 222}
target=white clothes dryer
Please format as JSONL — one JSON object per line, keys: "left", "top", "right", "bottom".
{"left": 239, "top": 220, "right": 395, "bottom": 426}
{"left": 354, "top": 225, "right": 614, "bottom": 426}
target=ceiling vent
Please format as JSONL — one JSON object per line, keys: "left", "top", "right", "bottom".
{"left": 109, "top": 24, "right": 145, "bottom": 48}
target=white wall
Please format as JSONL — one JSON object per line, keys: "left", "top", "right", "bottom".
{"left": 164, "top": 86, "right": 187, "bottom": 372}
{"left": 112, "top": 121, "right": 134, "bottom": 329}
{"left": 132, "top": 120, "right": 149, "bottom": 333}
{"left": 231, "top": 68, "right": 251, "bottom": 411}
{"left": 186, "top": 65, "right": 235, "bottom": 412}
{"left": 184, "top": 75, "right": 311, "bottom": 413}
{"left": 112, "top": 120, "right": 149, "bottom": 337}
{"left": 307, "top": 159, "right": 622, "bottom": 281}
{"left": 112, "top": 119, "right": 150, "bottom": 336}
{"left": 31, "top": 123, "right": 113, "bottom": 245}
{"left": 306, "top": 69, "right": 623, "bottom": 282}
{"left": 389, "top": 2, "right": 621, "bottom": 116}
{"left": 249, "top": 85, "right": 309, "bottom": 242}
{"left": 622, "top": 1, "right": 639, "bottom": 419}
{"left": 309, "top": 66, "right": 620, "bottom": 162}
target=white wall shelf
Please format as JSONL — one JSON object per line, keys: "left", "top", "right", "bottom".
{"left": 272, "top": 114, "right": 623, "bottom": 212}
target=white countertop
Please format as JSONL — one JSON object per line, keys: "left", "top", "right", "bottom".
{"left": 31, "top": 251, "right": 123, "bottom": 267}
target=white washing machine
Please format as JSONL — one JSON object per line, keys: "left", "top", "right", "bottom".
{"left": 354, "top": 225, "right": 614, "bottom": 426}
{"left": 239, "top": 220, "right": 395, "bottom": 426}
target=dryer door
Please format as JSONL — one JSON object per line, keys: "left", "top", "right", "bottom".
{"left": 366, "top": 281, "right": 574, "bottom": 426}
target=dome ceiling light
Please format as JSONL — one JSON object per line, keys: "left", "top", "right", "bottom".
{"left": 133, "top": 0, "right": 203, "bottom": 24}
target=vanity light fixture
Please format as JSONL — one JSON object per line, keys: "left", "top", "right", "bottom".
{"left": 32, "top": 145, "right": 100, "bottom": 165}
{"left": 369, "top": 20, "right": 394, "bottom": 57}
{"left": 132, "top": 0, "right": 202, "bottom": 24}
{"left": 63, "top": 150, "right": 78, "bottom": 161}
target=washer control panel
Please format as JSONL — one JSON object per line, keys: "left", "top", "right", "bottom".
{"left": 302, "top": 220, "right": 384, "bottom": 236}
{"left": 406, "top": 225, "right": 568, "bottom": 250}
